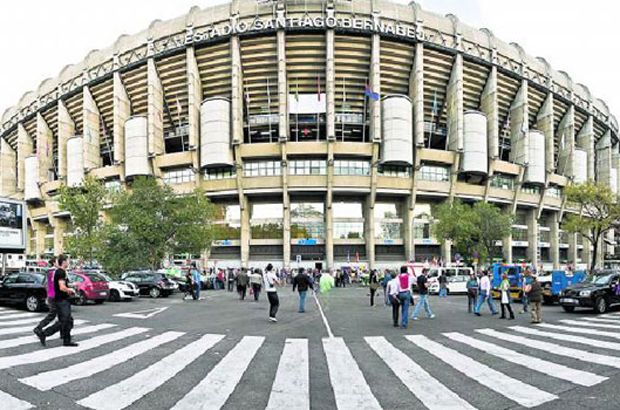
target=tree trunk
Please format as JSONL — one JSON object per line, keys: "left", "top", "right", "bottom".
{"left": 590, "top": 234, "right": 599, "bottom": 273}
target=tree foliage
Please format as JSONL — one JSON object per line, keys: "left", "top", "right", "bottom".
{"left": 432, "top": 199, "right": 512, "bottom": 264}
{"left": 58, "top": 176, "right": 108, "bottom": 264}
{"left": 563, "top": 181, "right": 620, "bottom": 271}
{"left": 103, "top": 177, "right": 217, "bottom": 272}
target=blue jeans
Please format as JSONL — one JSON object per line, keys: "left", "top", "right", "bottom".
{"left": 521, "top": 294, "right": 529, "bottom": 312}
{"left": 398, "top": 291, "right": 411, "bottom": 328}
{"left": 298, "top": 290, "right": 307, "bottom": 312}
{"left": 412, "top": 294, "right": 434, "bottom": 318}
{"left": 439, "top": 287, "right": 447, "bottom": 298}
{"left": 474, "top": 291, "right": 497, "bottom": 314}
{"left": 193, "top": 282, "right": 200, "bottom": 300}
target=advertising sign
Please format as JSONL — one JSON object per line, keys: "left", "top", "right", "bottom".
{"left": 0, "top": 197, "right": 26, "bottom": 252}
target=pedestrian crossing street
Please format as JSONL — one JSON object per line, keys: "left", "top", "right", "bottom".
{"left": 1, "top": 306, "right": 620, "bottom": 409}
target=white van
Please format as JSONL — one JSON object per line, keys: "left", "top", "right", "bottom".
{"left": 426, "top": 266, "right": 474, "bottom": 294}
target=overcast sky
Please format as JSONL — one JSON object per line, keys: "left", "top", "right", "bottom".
{"left": 0, "top": 0, "right": 618, "bottom": 120}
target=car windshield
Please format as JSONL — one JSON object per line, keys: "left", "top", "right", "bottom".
{"left": 85, "top": 273, "right": 106, "bottom": 282}
{"left": 585, "top": 274, "right": 614, "bottom": 285}
{"left": 99, "top": 273, "right": 112, "bottom": 281}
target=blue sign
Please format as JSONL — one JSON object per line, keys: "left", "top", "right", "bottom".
{"left": 297, "top": 238, "right": 317, "bottom": 246}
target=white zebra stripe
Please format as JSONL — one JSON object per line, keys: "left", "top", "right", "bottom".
{"left": 172, "top": 336, "right": 265, "bottom": 410}
{"left": 537, "top": 323, "right": 620, "bottom": 340}
{"left": 266, "top": 338, "right": 309, "bottom": 410}
{"left": 78, "top": 333, "right": 224, "bottom": 410}
{"left": 0, "top": 323, "right": 116, "bottom": 350}
{"left": 0, "top": 319, "right": 88, "bottom": 336}
{"left": 21, "top": 331, "right": 184, "bottom": 391}
{"left": 323, "top": 337, "right": 382, "bottom": 410}
{"left": 0, "top": 312, "right": 39, "bottom": 320}
{"left": 0, "top": 390, "right": 33, "bottom": 410}
{"left": 366, "top": 336, "right": 475, "bottom": 410}
{"left": 0, "top": 317, "right": 44, "bottom": 327}
{"left": 406, "top": 335, "right": 557, "bottom": 408}
{"left": 444, "top": 332, "right": 606, "bottom": 387}
{"left": 559, "top": 319, "right": 620, "bottom": 330}
{"left": 579, "top": 317, "right": 620, "bottom": 324}
{"left": 476, "top": 328, "right": 620, "bottom": 369}
{"left": 0, "top": 327, "right": 148, "bottom": 370}
{"left": 511, "top": 325, "right": 620, "bottom": 350}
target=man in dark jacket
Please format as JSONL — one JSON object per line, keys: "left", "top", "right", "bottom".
{"left": 293, "top": 267, "right": 314, "bottom": 313}
{"left": 236, "top": 268, "right": 249, "bottom": 300}
{"left": 528, "top": 275, "right": 543, "bottom": 324}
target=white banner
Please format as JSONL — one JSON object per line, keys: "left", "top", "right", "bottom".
{"left": 288, "top": 94, "right": 326, "bottom": 114}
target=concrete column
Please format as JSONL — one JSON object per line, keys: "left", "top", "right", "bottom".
{"left": 17, "top": 123, "right": 33, "bottom": 192}
{"left": 53, "top": 218, "right": 66, "bottom": 255}
{"left": 481, "top": 66, "right": 499, "bottom": 159}
{"left": 57, "top": 100, "right": 75, "bottom": 180}
{"left": 369, "top": 33, "right": 381, "bottom": 142}
{"left": 35, "top": 221, "right": 46, "bottom": 258}
{"left": 277, "top": 30, "right": 288, "bottom": 141}
{"left": 0, "top": 139, "right": 17, "bottom": 196}
{"left": 576, "top": 116, "right": 595, "bottom": 181}
{"left": 326, "top": 29, "right": 335, "bottom": 140}
{"left": 240, "top": 195, "right": 250, "bottom": 268}
{"left": 36, "top": 113, "right": 53, "bottom": 183}
{"left": 186, "top": 46, "right": 201, "bottom": 178}
{"left": 365, "top": 195, "right": 375, "bottom": 268}
{"left": 82, "top": 86, "right": 102, "bottom": 171}
{"left": 550, "top": 212, "right": 560, "bottom": 269}
{"left": 509, "top": 80, "right": 529, "bottom": 165}
{"left": 502, "top": 230, "right": 513, "bottom": 264}
{"left": 409, "top": 42, "right": 424, "bottom": 147}
{"left": 326, "top": 143, "right": 335, "bottom": 268}
{"left": 281, "top": 147, "right": 290, "bottom": 268}
{"left": 567, "top": 232, "right": 577, "bottom": 266}
{"left": 596, "top": 131, "right": 612, "bottom": 186}
{"left": 447, "top": 53, "right": 464, "bottom": 152}
{"left": 403, "top": 201, "right": 413, "bottom": 263}
{"left": 113, "top": 71, "right": 130, "bottom": 169}
{"left": 231, "top": 35, "right": 244, "bottom": 145}
{"left": 556, "top": 105, "right": 575, "bottom": 177}
{"left": 526, "top": 207, "right": 538, "bottom": 267}
{"left": 441, "top": 240, "right": 452, "bottom": 265}
{"left": 147, "top": 58, "right": 165, "bottom": 158}
{"left": 536, "top": 93, "right": 554, "bottom": 174}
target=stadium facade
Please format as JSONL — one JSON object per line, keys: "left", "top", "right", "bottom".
{"left": 0, "top": 0, "right": 618, "bottom": 270}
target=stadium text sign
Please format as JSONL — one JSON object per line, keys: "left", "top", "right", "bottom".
{"left": 186, "top": 15, "right": 422, "bottom": 44}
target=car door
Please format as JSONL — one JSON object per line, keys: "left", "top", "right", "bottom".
{"left": 14, "top": 274, "right": 35, "bottom": 303}
{"left": 610, "top": 274, "right": 620, "bottom": 305}
{"left": 0, "top": 274, "right": 18, "bottom": 302}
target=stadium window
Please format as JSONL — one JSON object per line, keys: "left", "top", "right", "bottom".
{"left": 418, "top": 165, "right": 449, "bottom": 182}
{"left": 162, "top": 167, "right": 195, "bottom": 185}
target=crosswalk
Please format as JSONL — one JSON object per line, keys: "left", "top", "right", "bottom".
{"left": 0, "top": 307, "right": 620, "bottom": 409}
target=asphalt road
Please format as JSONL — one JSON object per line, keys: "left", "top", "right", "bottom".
{"left": 1, "top": 285, "right": 620, "bottom": 410}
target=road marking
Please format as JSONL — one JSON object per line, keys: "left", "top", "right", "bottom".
{"left": 579, "top": 317, "right": 620, "bottom": 324}
{"left": 0, "top": 327, "right": 148, "bottom": 370}
{"left": 21, "top": 331, "right": 184, "bottom": 391}
{"left": 537, "top": 323, "right": 620, "bottom": 340}
{"left": 78, "top": 333, "right": 224, "bottom": 410}
{"left": 313, "top": 292, "right": 334, "bottom": 338}
{"left": 113, "top": 307, "right": 169, "bottom": 319}
{"left": 559, "top": 319, "right": 620, "bottom": 330}
{"left": 0, "top": 323, "right": 116, "bottom": 350}
{"left": 323, "top": 337, "right": 382, "bottom": 410}
{"left": 365, "top": 336, "right": 475, "bottom": 410}
{"left": 406, "top": 335, "right": 557, "bottom": 408}
{"left": 0, "top": 317, "right": 44, "bottom": 327}
{"left": 476, "top": 328, "right": 620, "bottom": 369}
{"left": 0, "top": 319, "right": 88, "bottom": 336}
{"left": 444, "top": 332, "right": 606, "bottom": 387}
{"left": 512, "top": 325, "right": 620, "bottom": 350}
{"left": 172, "top": 336, "right": 265, "bottom": 410}
{"left": 267, "top": 338, "right": 309, "bottom": 410}
{"left": 0, "top": 390, "right": 33, "bottom": 410}
{"left": 0, "top": 312, "right": 39, "bottom": 320}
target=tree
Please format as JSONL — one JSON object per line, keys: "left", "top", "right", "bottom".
{"left": 103, "top": 177, "right": 217, "bottom": 272}
{"left": 58, "top": 176, "right": 108, "bottom": 265}
{"left": 563, "top": 181, "right": 620, "bottom": 271}
{"left": 432, "top": 199, "right": 512, "bottom": 265}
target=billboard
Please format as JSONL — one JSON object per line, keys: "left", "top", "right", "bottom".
{"left": 0, "top": 197, "right": 26, "bottom": 252}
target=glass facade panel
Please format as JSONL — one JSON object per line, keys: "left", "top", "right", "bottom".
{"left": 288, "top": 159, "right": 327, "bottom": 175}
{"left": 333, "top": 202, "right": 363, "bottom": 218}
{"left": 546, "top": 185, "right": 562, "bottom": 198}
{"left": 374, "top": 203, "right": 402, "bottom": 240}
{"left": 250, "top": 203, "right": 283, "bottom": 239}
{"left": 521, "top": 184, "right": 541, "bottom": 195}
{"left": 291, "top": 202, "right": 325, "bottom": 239}
{"left": 104, "top": 179, "right": 122, "bottom": 192}
{"left": 490, "top": 174, "right": 514, "bottom": 190}
{"left": 413, "top": 221, "right": 431, "bottom": 239}
{"left": 243, "top": 160, "right": 282, "bottom": 177}
{"left": 333, "top": 159, "right": 370, "bottom": 176}
{"left": 539, "top": 230, "right": 551, "bottom": 243}
{"left": 213, "top": 204, "right": 241, "bottom": 240}
{"left": 162, "top": 167, "right": 195, "bottom": 185}
{"left": 378, "top": 165, "right": 411, "bottom": 177}
{"left": 333, "top": 222, "right": 364, "bottom": 239}
{"left": 204, "top": 167, "right": 236, "bottom": 180}
{"left": 512, "top": 228, "right": 528, "bottom": 241}
{"left": 418, "top": 165, "right": 449, "bottom": 182}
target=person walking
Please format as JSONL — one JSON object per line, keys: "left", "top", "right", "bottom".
{"left": 292, "top": 267, "right": 313, "bottom": 313}
{"left": 499, "top": 273, "right": 515, "bottom": 320}
{"left": 369, "top": 270, "right": 380, "bottom": 306}
{"left": 474, "top": 271, "right": 498, "bottom": 316}
{"left": 386, "top": 272, "right": 400, "bottom": 327}
{"left": 39, "top": 255, "right": 77, "bottom": 347}
{"left": 183, "top": 269, "right": 194, "bottom": 300}
{"left": 529, "top": 274, "right": 543, "bottom": 323}
{"left": 250, "top": 268, "right": 263, "bottom": 301}
{"left": 264, "top": 264, "right": 280, "bottom": 322}
{"left": 191, "top": 263, "right": 202, "bottom": 300}
{"left": 412, "top": 270, "right": 435, "bottom": 320}
{"left": 466, "top": 273, "right": 478, "bottom": 313}
{"left": 396, "top": 266, "right": 413, "bottom": 328}
{"left": 33, "top": 256, "right": 58, "bottom": 344}
{"left": 520, "top": 269, "right": 532, "bottom": 314}
{"left": 381, "top": 270, "right": 393, "bottom": 305}
{"left": 236, "top": 268, "right": 249, "bottom": 300}
{"left": 227, "top": 269, "right": 235, "bottom": 292}
{"left": 438, "top": 273, "right": 448, "bottom": 298}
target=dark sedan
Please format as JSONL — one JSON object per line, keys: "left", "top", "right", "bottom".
{"left": 560, "top": 271, "right": 620, "bottom": 314}
{"left": 0, "top": 272, "right": 48, "bottom": 312}
{"left": 122, "top": 271, "right": 176, "bottom": 298}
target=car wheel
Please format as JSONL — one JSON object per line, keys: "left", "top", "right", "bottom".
{"left": 149, "top": 287, "right": 161, "bottom": 298}
{"left": 562, "top": 305, "right": 575, "bottom": 313}
{"left": 25, "top": 295, "right": 40, "bottom": 312}
{"left": 594, "top": 296, "right": 608, "bottom": 314}
{"left": 109, "top": 290, "right": 121, "bottom": 302}
{"left": 94, "top": 299, "right": 104, "bottom": 305}
{"left": 75, "top": 291, "right": 87, "bottom": 306}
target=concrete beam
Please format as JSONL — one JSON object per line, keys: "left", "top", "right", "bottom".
{"left": 231, "top": 35, "right": 244, "bottom": 145}
{"left": 556, "top": 105, "right": 575, "bottom": 178}
{"left": 550, "top": 211, "right": 560, "bottom": 269}
{"left": 147, "top": 58, "right": 165, "bottom": 158}
{"left": 57, "top": 99, "right": 75, "bottom": 180}
{"left": 277, "top": 30, "right": 288, "bottom": 141}
{"left": 447, "top": 53, "right": 464, "bottom": 152}
{"left": 0, "top": 138, "right": 17, "bottom": 196}
{"left": 326, "top": 29, "right": 335, "bottom": 141}
{"left": 526, "top": 207, "right": 538, "bottom": 268}
{"left": 82, "top": 86, "right": 102, "bottom": 171}
{"left": 481, "top": 66, "right": 499, "bottom": 159}
{"left": 113, "top": 72, "right": 130, "bottom": 169}
{"left": 16, "top": 123, "right": 33, "bottom": 192}
{"left": 536, "top": 92, "right": 554, "bottom": 174}
{"left": 576, "top": 116, "right": 595, "bottom": 181}
{"left": 369, "top": 34, "right": 381, "bottom": 143}
{"left": 186, "top": 46, "right": 201, "bottom": 176}
{"left": 409, "top": 42, "right": 424, "bottom": 147}
{"left": 509, "top": 80, "right": 528, "bottom": 165}
{"left": 36, "top": 113, "right": 53, "bottom": 183}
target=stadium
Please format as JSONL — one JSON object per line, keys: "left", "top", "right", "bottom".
{"left": 0, "top": 0, "right": 618, "bottom": 271}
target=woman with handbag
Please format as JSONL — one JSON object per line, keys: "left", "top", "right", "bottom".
{"left": 369, "top": 270, "right": 380, "bottom": 306}
{"left": 499, "top": 273, "right": 515, "bottom": 320}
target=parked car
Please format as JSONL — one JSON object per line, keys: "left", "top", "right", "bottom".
{"left": 429, "top": 274, "right": 469, "bottom": 295}
{"left": 560, "top": 271, "right": 620, "bottom": 314}
{"left": 68, "top": 271, "right": 109, "bottom": 305}
{"left": 99, "top": 273, "right": 139, "bottom": 301}
{"left": 122, "top": 271, "right": 176, "bottom": 298}
{"left": 0, "top": 272, "right": 48, "bottom": 312}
